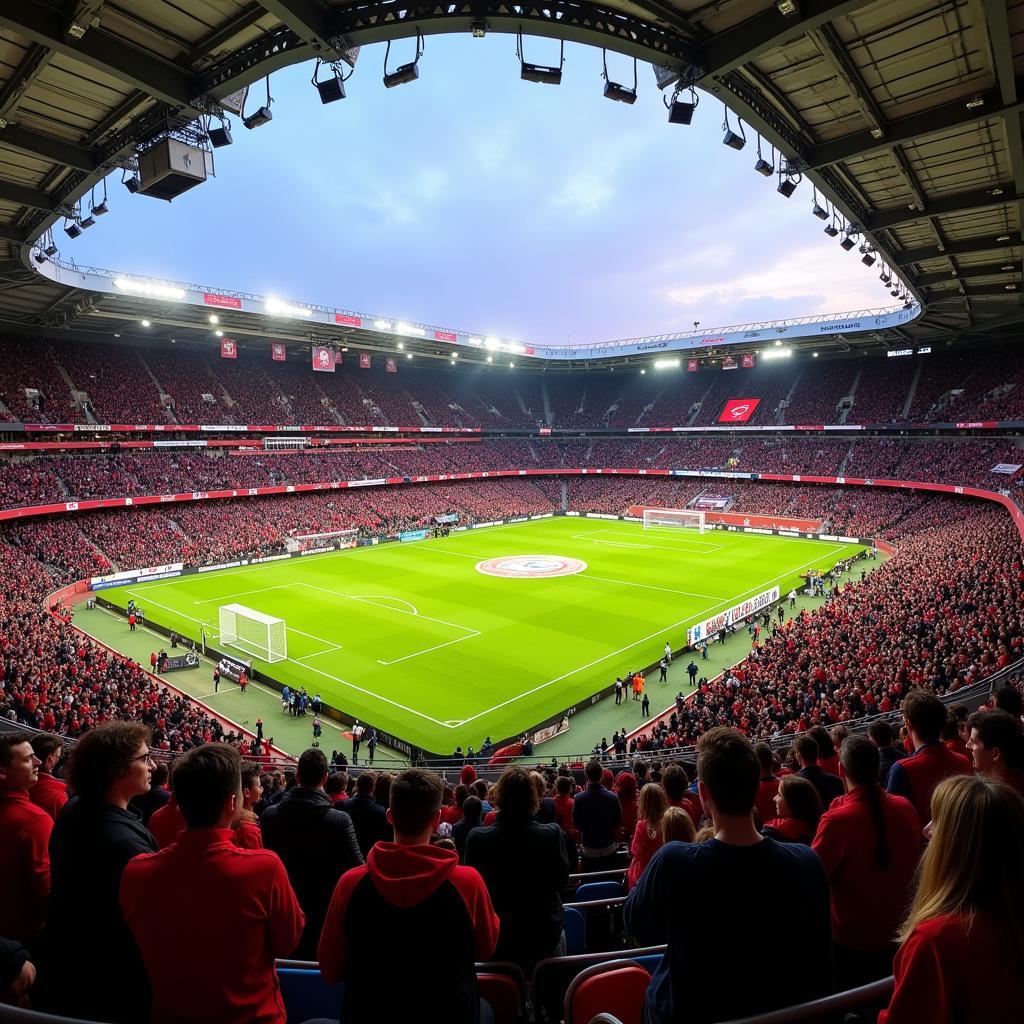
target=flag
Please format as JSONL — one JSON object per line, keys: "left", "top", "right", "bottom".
{"left": 386, "top": 357, "right": 397, "bottom": 373}
{"left": 359, "top": 352, "right": 371, "bottom": 369}
{"left": 311, "top": 345, "right": 335, "bottom": 372}
{"left": 272, "top": 342, "right": 286, "bottom": 362}
{"left": 722, "top": 355, "right": 738, "bottom": 370}
{"left": 687, "top": 359, "right": 699, "bottom": 372}
{"left": 741, "top": 353, "right": 756, "bottom": 369}
{"left": 220, "top": 337, "right": 237, "bottom": 359}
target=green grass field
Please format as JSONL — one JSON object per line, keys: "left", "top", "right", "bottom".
{"left": 104, "top": 517, "right": 862, "bottom": 753}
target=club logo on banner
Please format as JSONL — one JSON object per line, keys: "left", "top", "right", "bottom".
{"left": 311, "top": 345, "right": 335, "bottom": 372}
{"left": 687, "top": 359, "right": 699, "bottom": 372}
{"left": 719, "top": 398, "right": 761, "bottom": 423}
{"left": 359, "top": 352, "right": 371, "bottom": 369}
{"left": 386, "top": 357, "right": 397, "bottom": 373}
{"left": 220, "top": 337, "right": 237, "bottom": 359}
{"left": 741, "top": 353, "right": 757, "bottom": 369}
{"left": 271, "top": 343, "right": 286, "bottom": 362}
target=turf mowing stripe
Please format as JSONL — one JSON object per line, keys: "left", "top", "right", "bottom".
{"left": 578, "top": 574, "right": 724, "bottom": 600}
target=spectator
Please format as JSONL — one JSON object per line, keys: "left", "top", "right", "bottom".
{"left": 28, "top": 734, "right": 67, "bottom": 823}
{"left": 965, "top": 709, "right": 1024, "bottom": 798}
{"left": 324, "top": 771, "right": 348, "bottom": 806}
{"left": 37, "top": 722, "right": 158, "bottom": 1023}
{"left": 318, "top": 768, "right": 499, "bottom": 1023}
{"left": 453, "top": 794, "right": 483, "bottom": 862}
{"left": 553, "top": 775, "right": 576, "bottom": 839}
{"left": 868, "top": 719, "right": 906, "bottom": 784}
{"left": 760, "top": 775, "right": 822, "bottom": 844}
{"left": 627, "top": 782, "right": 668, "bottom": 890}
{"left": 148, "top": 789, "right": 187, "bottom": 849}
{"left": 0, "top": 733, "right": 51, "bottom": 946}
{"left": 120, "top": 743, "right": 304, "bottom": 1024}
{"left": 661, "top": 806, "right": 695, "bottom": 844}
{"left": 345, "top": 770, "right": 391, "bottom": 856}
{"left": 795, "top": 735, "right": 844, "bottom": 807}
{"left": 532, "top": 771, "right": 557, "bottom": 825}
{"left": 879, "top": 775, "right": 1024, "bottom": 1023}
{"left": 887, "top": 691, "right": 972, "bottom": 822}
{"left": 572, "top": 760, "right": 622, "bottom": 870}
{"left": 754, "top": 742, "right": 781, "bottom": 825}
{"left": 260, "top": 747, "right": 363, "bottom": 960}
{"left": 130, "top": 762, "right": 171, "bottom": 826}
{"left": 808, "top": 726, "right": 841, "bottom": 776}
{"left": 813, "top": 736, "right": 922, "bottom": 988}
{"left": 613, "top": 770, "right": 639, "bottom": 840}
{"left": 235, "top": 760, "right": 264, "bottom": 848}
{"left": 0, "top": 934, "right": 35, "bottom": 1006}
{"left": 465, "top": 765, "right": 570, "bottom": 968}
{"left": 662, "top": 763, "right": 702, "bottom": 828}
{"left": 624, "top": 727, "right": 831, "bottom": 1024}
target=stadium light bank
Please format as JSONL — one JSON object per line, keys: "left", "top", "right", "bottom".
{"left": 654, "top": 358, "right": 682, "bottom": 370}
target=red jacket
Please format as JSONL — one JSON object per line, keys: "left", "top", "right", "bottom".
{"left": 755, "top": 776, "right": 780, "bottom": 826}
{"left": 885, "top": 743, "right": 972, "bottom": 822}
{"left": 879, "top": 911, "right": 1024, "bottom": 1024}
{"left": 120, "top": 827, "right": 304, "bottom": 1024}
{"left": 627, "top": 821, "right": 663, "bottom": 890}
{"left": 0, "top": 790, "right": 52, "bottom": 943}
{"left": 812, "top": 788, "right": 921, "bottom": 951}
{"left": 148, "top": 798, "right": 187, "bottom": 849}
{"left": 30, "top": 771, "right": 68, "bottom": 822}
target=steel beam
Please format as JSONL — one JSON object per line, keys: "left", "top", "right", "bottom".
{"left": 864, "top": 184, "right": 1017, "bottom": 232}
{"left": 0, "top": 221, "right": 26, "bottom": 243}
{"left": 923, "top": 283, "right": 1020, "bottom": 300}
{"left": 0, "top": 43, "right": 54, "bottom": 121}
{"left": 0, "top": 124, "right": 97, "bottom": 171}
{"left": 915, "top": 262, "right": 1017, "bottom": 286}
{"left": 187, "top": 3, "right": 268, "bottom": 64}
{"left": 0, "top": 181, "right": 55, "bottom": 213}
{"left": 893, "top": 233, "right": 1022, "bottom": 266}
{"left": 257, "top": 0, "right": 346, "bottom": 54}
{"left": 0, "top": 0, "right": 200, "bottom": 112}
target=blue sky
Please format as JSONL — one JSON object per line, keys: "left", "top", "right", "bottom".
{"left": 65, "top": 35, "right": 892, "bottom": 346}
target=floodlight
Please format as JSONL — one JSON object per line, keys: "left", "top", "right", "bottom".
{"left": 91, "top": 199, "right": 108, "bottom": 216}
{"left": 777, "top": 176, "right": 797, "bottom": 197}
{"left": 722, "top": 107, "right": 746, "bottom": 149}
{"left": 666, "top": 86, "right": 697, "bottom": 124}
{"left": 384, "top": 33, "right": 423, "bottom": 88}
{"left": 755, "top": 158, "right": 774, "bottom": 176}
{"left": 471, "top": 20, "right": 488, "bottom": 38}
{"left": 840, "top": 233, "right": 857, "bottom": 251}
{"left": 140, "top": 319, "right": 151, "bottom": 327}
{"left": 312, "top": 58, "right": 349, "bottom": 103}
{"left": 79, "top": 213, "right": 95, "bottom": 229}
{"left": 602, "top": 51, "right": 637, "bottom": 104}
{"left": 812, "top": 203, "right": 828, "bottom": 220}
{"left": 123, "top": 175, "right": 141, "bottom": 193}
{"left": 824, "top": 223, "right": 839, "bottom": 237}
{"left": 862, "top": 252, "right": 876, "bottom": 267}
{"left": 519, "top": 33, "right": 564, "bottom": 85}
{"left": 64, "top": 220, "right": 81, "bottom": 239}
{"left": 208, "top": 121, "right": 233, "bottom": 148}
{"left": 776, "top": 0, "right": 800, "bottom": 16}
{"left": 44, "top": 243, "right": 58, "bottom": 257}
{"left": 33, "top": 251, "right": 46, "bottom": 264}
{"left": 243, "top": 77, "right": 274, "bottom": 128}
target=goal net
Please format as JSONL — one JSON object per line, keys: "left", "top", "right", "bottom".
{"left": 285, "top": 529, "right": 359, "bottom": 553}
{"left": 218, "top": 604, "right": 287, "bottom": 663}
{"left": 643, "top": 508, "right": 706, "bottom": 534}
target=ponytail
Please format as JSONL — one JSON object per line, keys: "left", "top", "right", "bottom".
{"left": 864, "top": 782, "right": 891, "bottom": 868}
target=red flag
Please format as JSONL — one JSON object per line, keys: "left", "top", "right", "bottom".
{"left": 741, "top": 353, "right": 756, "bottom": 369}
{"left": 334, "top": 350, "right": 342, "bottom": 366}
{"left": 220, "top": 337, "right": 237, "bottom": 359}
{"left": 719, "top": 398, "right": 761, "bottom": 423}
{"left": 686, "top": 359, "right": 699, "bottom": 373}
{"left": 359, "top": 352, "right": 371, "bottom": 369}
{"left": 386, "top": 357, "right": 397, "bottom": 373}
{"left": 272, "top": 343, "right": 286, "bottom": 362}
{"left": 311, "top": 345, "right": 335, "bottom": 372}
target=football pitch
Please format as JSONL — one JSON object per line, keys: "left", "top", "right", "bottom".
{"left": 104, "top": 517, "right": 863, "bottom": 753}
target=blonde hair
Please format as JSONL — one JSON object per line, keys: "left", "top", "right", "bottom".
{"left": 639, "top": 782, "right": 668, "bottom": 831}
{"left": 661, "top": 806, "right": 695, "bottom": 844}
{"left": 898, "top": 775, "right": 1024, "bottom": 962}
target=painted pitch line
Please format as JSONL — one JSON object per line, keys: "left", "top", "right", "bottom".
{"left": 297, "top": 583, "right": 478, "bottom": 636}
{"left": 578, "top": 574, "right": 725, "bottom": 601}
{"left": 455, "top": 543, "right": 849, "bottom": 727}
{"left": 377, "top": 630, "right": 481, "bottom": 666}
{"left": 572, "top": 527, "right": 724, "bottom": 551}
{"left": 570, "top": 530, "right": 724, "bottom": 554}
{"left": 192, "top": 585, "right": 292, "bottom": 605}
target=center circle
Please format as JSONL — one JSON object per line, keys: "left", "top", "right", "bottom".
{"left": 475, "top": 555, "right": 588, "bottom": 579}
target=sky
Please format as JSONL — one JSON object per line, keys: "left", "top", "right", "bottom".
{"left": 62, "top": 35, "right": 894, "bottom": 348}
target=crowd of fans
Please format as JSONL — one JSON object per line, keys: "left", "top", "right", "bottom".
{"left": 4, "top": 333, "right": 1024, "bottom": 428}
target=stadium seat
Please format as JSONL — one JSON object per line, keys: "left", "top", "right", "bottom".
{"left": 564, "top": 961, "right": 650, "bottom": 1024}
{"left": 530, "top": 945, "right": 666, "bottom": 1023}
{"left": 0, "top": 1007, "right": 98, "bottom": 1023}
{"left": 713, "top": 976, "right": 894, "bottom": 1023}
{"left": 564, "top": 895, "right": 628, "bottom": 951}
{"left": 574, "top": 881, "right": 624, "bottom": 903}
{"left": 477, "top": 972, "right": 524, "bottom": 1024}
{"left": 277, "top": 967, "right": 342, "bottom": 1022}
{"left": 564, "top": 905, "right": 587, "bottom": 954}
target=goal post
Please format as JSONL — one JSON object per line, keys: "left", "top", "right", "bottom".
{"left": 218, "top": 604, "right": 287, "bottom": 663}
{"left": 643, "top": 508, "right": 707, "bottom": 534}
{"left": 285, "top": 529, "right": 358, "bottom": 553}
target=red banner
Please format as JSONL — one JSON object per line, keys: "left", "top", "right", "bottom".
{"left": 386, "top": 358, "right": 397, "bottom": 373}
{"left": 687, "top": 359, "right": 699, "bottom": 372}
{"left": 204, "top": 293, "right": 242, "bottom": 309}
{"left": 335, "top": 314, "right": 361, "bottom": 327}
{"left": 359, "top": 352, "right": 371, "bottom": 369}
{"left": 219, "top": 337, "right": 237, "bottom": 359}
{"left": 741, "top": 353, "right": 756, "bottom": 369}
{"left": 271, "top": 343, "right": 286, "bottom": 362}
{"left": 719, "top": 398, "right": 761, "bottom": 423}
{"left": 434, "top": 330, "right": 457, "bottom": 342}
{"left": 722, "top": 356, "right": 738, "bottom": 370}
{"left": 311, "top": 345, "right": 335, "bottom": 372}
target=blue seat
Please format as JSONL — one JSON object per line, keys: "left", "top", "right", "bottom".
{"left": 564, "top": 906, "right": 587, "bottom": 954}
{"left": 574, "top": 881, "right": 624, "bottom": 904}
{"left": 630, "top": 953, "right": 663, "bottom": 974}
{"left": 277, "top": 967, "right": 342, "bottom": 1023}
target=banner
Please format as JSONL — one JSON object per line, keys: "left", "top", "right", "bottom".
{"left": 271, "top": 342, "right": 286, "bottom": 362}
{"left": 359, "top": 352, "right": 371, "bottom": 369}
{"left": 311, "top": 345, "right": 335, "bottom": 372}
{"left": 719, "top": 398, "right": 760, "bottom": 423}
{"left": 386, "top": 357, "right": 397, "bottom": 373}
{"left": 219, "top": 337, "right": 237, "bottom": 359}
{"left": 722, "top": 355, "right": 738, "bottom": 370}
{"left": 687, "top": 586, "right": 780, "bottom": 647}
{"left": 687, "top": 359, "right": 699, "bottom": 372}
{"left": 992, "top": 463, "right": 1022, "bottom": 474}
{"left": 741, "top": 353, "right": 756, "bottom": 369}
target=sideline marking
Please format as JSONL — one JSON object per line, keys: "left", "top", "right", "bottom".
{"left": 578, "top": 574, "right": 723, "bottom": 601}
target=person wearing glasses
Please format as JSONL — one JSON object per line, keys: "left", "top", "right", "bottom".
{"left": 35, "top": 723, "right": 158, "bottom": 1023}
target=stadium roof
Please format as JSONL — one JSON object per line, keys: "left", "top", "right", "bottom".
{"left": 0, "top": 0, "right": 1021, "bottom": 358}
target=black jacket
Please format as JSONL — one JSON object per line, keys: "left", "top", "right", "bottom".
{"left": 465, "top": 815, "right": 570, "bottom": 967}
{"left": 0, "top": 936, "right": 29, "bottom": 992}
{"left": 572, "top": 782, "right": 622, "bottom": 850}
{"left": 344, "top": 793, "right": 392, "bottom": 857}
{"left": 798, "top": 765, "right": 845, "bottom": 808}
{"left": 130, "top": 784, "right": 171, "bottom": 826}
{"left": 39, "top": 797, "right": 157, "bottom": 1023}
{"left": 260, "top": 787, "right": 363, "bottom": 959}
{"left": 452, "top": 816, "right": 483, "bottom": 862}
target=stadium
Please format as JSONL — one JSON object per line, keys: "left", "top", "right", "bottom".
{"left": 0, "top": 2, "right": 1022, "bottom": 1023}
